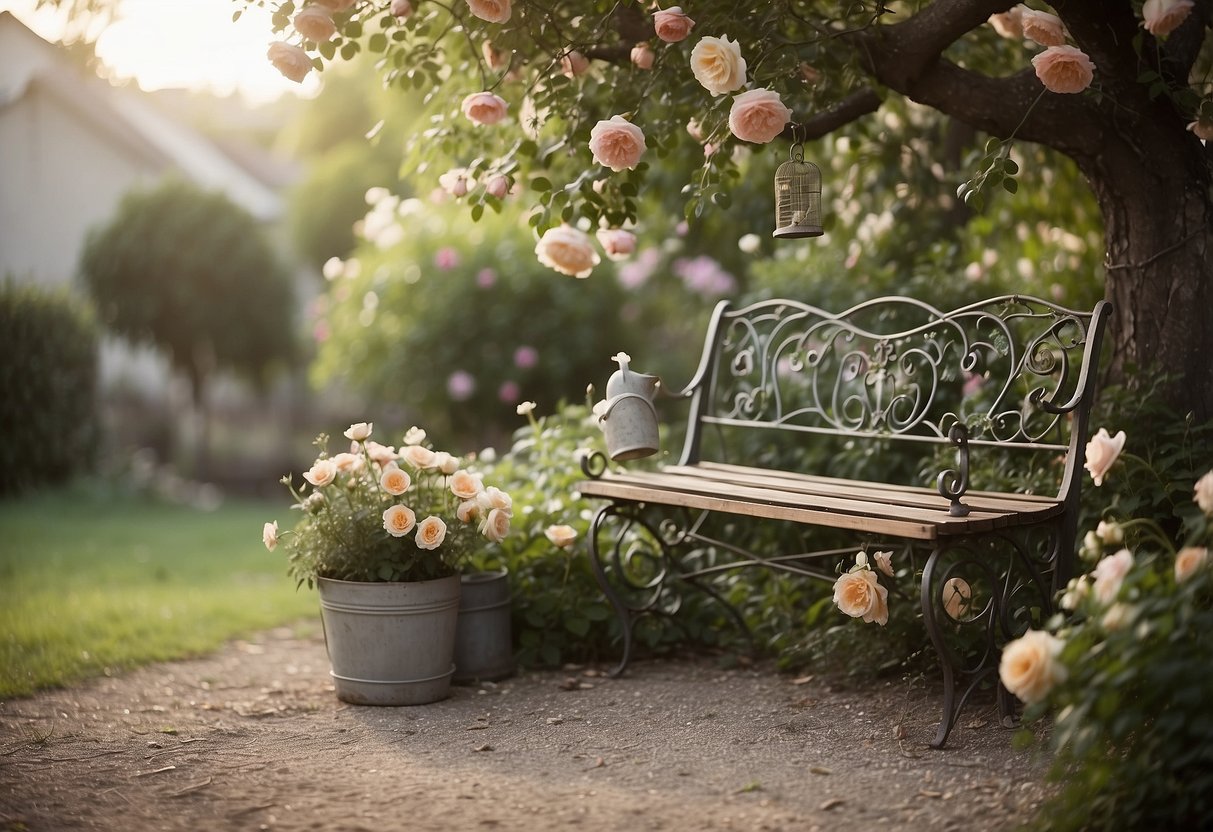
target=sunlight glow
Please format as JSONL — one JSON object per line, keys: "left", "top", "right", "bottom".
{"left": 1, "top": 0, "right": 318, "bottom": 102}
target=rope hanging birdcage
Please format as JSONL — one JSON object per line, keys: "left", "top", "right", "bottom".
{"left": 773, "top": 131, "right": 823, "bottom": 239}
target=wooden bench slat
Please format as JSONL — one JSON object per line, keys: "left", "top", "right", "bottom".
{"left": 664, "top": 464, "right": 1062, "bottom": 517}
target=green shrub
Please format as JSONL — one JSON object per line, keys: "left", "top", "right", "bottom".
{"left": 0, "top": 282, "right": 99, "bottom": 496}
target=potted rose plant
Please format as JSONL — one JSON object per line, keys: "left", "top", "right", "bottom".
{"left": 262, "top": 422, "right": 513, "bottom": 705}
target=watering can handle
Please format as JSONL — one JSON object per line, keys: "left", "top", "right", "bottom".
{"left": 598, "top": 391, "right": 659, "bottom": 421}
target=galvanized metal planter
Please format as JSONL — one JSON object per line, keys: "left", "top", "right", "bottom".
{"left": 317, "top": 574, "right": 460, "bottom": 706}
{"left": 453, "top": 568, "right": 514, "bottom": 683}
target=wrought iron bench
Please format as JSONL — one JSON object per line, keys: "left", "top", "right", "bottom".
{"left": 578, "top": 294, "right": 1111, "bottom": 747}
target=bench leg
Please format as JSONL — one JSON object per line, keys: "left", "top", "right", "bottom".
{"left": 587, "top": 504, "right": 636, "bottom": 676}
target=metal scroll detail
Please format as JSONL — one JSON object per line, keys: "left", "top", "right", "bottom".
{"left": 936, "top": 423, "right": 971, "bottom": 516}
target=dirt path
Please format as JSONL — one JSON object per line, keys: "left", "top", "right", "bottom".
{"left": 1, "top": 626, "right": 1052, "bottom": 831}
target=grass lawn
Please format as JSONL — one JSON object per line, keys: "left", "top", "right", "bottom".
{"left": 0, "top": 484, "right": 317, "bottom": 699}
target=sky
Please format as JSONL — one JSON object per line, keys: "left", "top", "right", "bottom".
{"left": 1, "top": 0, "right": 318, "bottom": 102}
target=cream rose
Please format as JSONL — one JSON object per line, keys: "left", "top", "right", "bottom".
{"left": 653, "top": 6, "right": 695, "bottom": 43}
{"left": 403, "top": 426, "right": 427, "bottom": 446}
{"left": 303, "top": 459, "right": 338, "bottom": 488}
{"left": 380, "top": 464, "right": 412, "bottom": 496}
{"left": 481, "top": 508, "right": 511, "bottom": 543}
{"left": 400, "top": 444, "right": 437, "bottom": 469}
{"left": 1195, "top": 470, "right": 1213, "bottom": 515}
{"left": 588, "top": 115, "right": 647, "bottom": 172}
{"left": 332, "top": 451, "right": 363, "bottom": 473}
{"left": 364, "top": 441, "right": 397, "bottom": 467}
{"left": 872, "top": 550, "right": 894, "bottom": 577}
{"left": 631, "top": 42, "right": 655, "bottom": 70}
{"left": 294, "top": 6, "right": 337, "bottom": 42}
{"left": 545, "top": 524, "right": 578, "bottom": 548}
{"left": 728, "top": 88, "right": 792, "bottom": 144}
{"left": 1084, "top": 427, "right": 1126, "bottom": 486}
{"left": 535, "top": 226, "right": 600, "bottom": 278}
{"left": 1175, "top": 546, "right": 1208, "bottom": 583}
{"left": 477, "top": 486, "right": 513, "bottom": 515}
{"left": 466, "top": 0, "right": 511, "bottom": 23}
{"left": 433, "top": 452, "right": 460, "bottom": 475}
{"left": 942, "top": 577, "right": 972, "bottom": 620}
{"left": 1059, "top": 575, "right": 1089, "bottom": 610}
{"left": 832, "top": 568, "right": 889, "bottom": 626}
{"left": 457, "top": 500, "right": 481, "bottom": 523}
{"left": 1095, "top": 519, "right": 1124, "bottom": 545}
{"left": 1142, "top": 0, "right": 1194, "bottom": 36}
{"left": 267, "top": 42, "right": 312, "bottom": 84}
{"left": 344, "top": 422, "right": 373, "bottom": 441}
{"left": 1092, "top": 548, "right": 1134, "bottom": 604}
{"left": 999, "top": 629, "right": 1067, "bottom": 704}
{"left": 1101, "top": 602, "right": 1134, "bottom": 631}
{"left": 596, "top": 228, "right": 637, "bottom": 261}
{"left": 450, "top": 469, "right": 484, "bottom": 500}
{"left": 461, "top": 91, "right": 509, "bottom": 126}
{"left": 1032, "top": 45, "right": 1095, "bottom": 95}
{"left": 262, "top": 521, "right": 279, "bottom": 551}
{"left": 383, "top": 504, "right": 417, "bottom": 537}
{"left": 415, "top": 516, "right": 448, "bottom": 550}
{"left": 690, "top": 35, "right": 746, "bottom": 96}
{"left": 1020, "top": 9, "right": 1067, "bottom": 46}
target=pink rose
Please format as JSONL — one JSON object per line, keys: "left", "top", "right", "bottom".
{"left": 466, "top": 0, "right": 511, "bottom": 24}
{"left": 391, "top": 0, "right": 413, "bottom": 17}
{"left": 631, "top": 42, "right": 655, "bottom": 70}
{"left": 561, "top": 50, "right": 590, "bottom": 78}
{"left": 1092, "top": 548, "right": 1134, "bottom": 604}
{"left": 588, "top": 115, "right": 647, "bottom": 171}
{"left": 988, "top": 7, "right": 1024, "bottom": 39}
{"left": 1032, "top": 45, "right": 1095, "bottom": 94}
{"left": 1020, "top": 9, "right": 1067, "bottom": 47}
{"left": 596, "top": 228, "right": 637, "bottom": 261}
{"left": 461, "top": 91, "right": 509, "bottom": 125}
{"left": 1142, "top": 0, "right": 1194, "bottom": 36}
{"left": 482, "top": 40, "right": 509, "bottom": 70}
{"left": 294, "top": 6, "right": 337, "bottom": 42}
{"left": 485, "top": 174, "right": 510, "bottom": 199}
{"left": 686, "top": 118, "right": 705, "bottom": 142}
{"left": 439, "top": 168, "right": 472, "bottom": 197}
{"left": 727, "top": 88, "right": 792, "bottom": 144}
{"left": 266, "top": 42, "right": 312, "bottom": 84}
{"left": 1084, "top": 427, "right": 1126, "bottom": 486}
{"left": 535, "top": 225, "right": 600, "bottom": 278}
{"left": 653, "top": 6, "right": 695, "bottom": 43}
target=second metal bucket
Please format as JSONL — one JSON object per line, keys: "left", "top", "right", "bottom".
{"left": 453, "top": 568, "right": 514, "bottom": 683}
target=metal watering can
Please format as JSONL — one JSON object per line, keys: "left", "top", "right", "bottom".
{"left": 598, "top": 353, "right": 660, "bottom": 461}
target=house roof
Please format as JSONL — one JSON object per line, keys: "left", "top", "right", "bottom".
{"left": 0, "top": 11, "right": 285, "bottom": 222}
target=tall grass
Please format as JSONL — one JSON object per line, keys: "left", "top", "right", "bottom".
{"left": 0, "top": 485, "right": 316, "bottom": 698}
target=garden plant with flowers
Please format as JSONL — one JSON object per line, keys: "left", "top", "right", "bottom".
{"left": 996, "top": 420, "right": 1213, "bottom": 831}
{"left": 262, "top": 422, "right": 514, "bottom": 586}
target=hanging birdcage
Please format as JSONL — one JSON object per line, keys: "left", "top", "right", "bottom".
{"left": 773, "top": 141, "right": 823, "bottom": 239}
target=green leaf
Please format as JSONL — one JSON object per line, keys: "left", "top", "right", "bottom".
{"left": 531, "top": 177, "right": 552, "bottom": 192}
{"left": 1002, "top": 178, "right": 1018, "bottom": 194}
{"left": 471, "top": 203, "right": 484, "bottom": 222}
{"left": 369, "top": 32, "right": 387, "bottom": 53}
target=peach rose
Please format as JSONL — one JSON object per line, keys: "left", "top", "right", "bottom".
{"left": 481, "top": 508, "right": 511, "bottom": 543}
{"left": 832, "top": 568, "right": 889, "bottom": 625}
{"left": 1020, "top": 9, "right": 1066, "bottom": 46}
{"left": 653, "top": 6, "right": 695, "bottom": 43}
{"left": 728, "top": 88, "right": 792, "bottom": 144}
{"left": 344, "top": 422, "right": 373, "bottom": 441}
{"left": 631, "top": 42, "right": 655, "bottom": 70}
{"left": 267, "top": 42, "right": 312, "bottom": 84}
{"left": 535, "top": 225, "right": 600, "bottom": 278}
{"left": 415, "top": 516, "right": 448, "bottom": 550}
{"left": 589, "top": 115, "right": 647, "bottom": 171}
{"left": 1083, "top": 427, "right": 1125, "bottom": 485}
{"left": 1195, "top": 470, "right": 1213, "bottom": 515}
{"left": 294, "top": 6, "right": 337, "bottom": 42}
{"left": 988, "top": 6, "right": 1024, "bottom": 39}
{"left": 561, "top": 50, "right": 590, "bottom": 78}
{"left": 433, "top": 452, "right": 460, "bottom": 475}
{"left": 1092, "top": 548, "right": 1133, "bottom": 604}
{"left": 400, "top": 444, "right": 437, "bottom": 469}
{"left": 383, "top": 504, "right": 417, "bottom": 537}
{"left": 457, "top": 500, "right": 481, "bottom": 523}
{"left": 461, "top": 91, "right": 509, "bottom": 125}
{"left": 466, "top": 0, "right": 511, "bottom": 24}
{"left": 363, "top": 441, "right": 397, "bottom": 467}
{"left": 545, "top": 524, "right": 578, "bottom": 548}
{"left": 690, "top": 35, "right": 746, "bottom": 96}
{"left": 450, "top": 469, "right": 484, "bottom": 500}
{"left": 942, "top": 577, "right": 972, "bottom": 620}
{"left": 331, "top": 451, "right": 363, "bottom": 473}
{"left": 391, "top": 0, "right": 413, "bottom": 17}
{"left": 262, "top": 521, "right": 279, "bottom": 551}
{"left": 596, "top": 228, "right": 637, "bottom": 261}
{"left": 872, "top": 550, "right": 894, "bottom": 577}
{"left": 1059, "top": 575, "right": 1090, "bottom": 611}
{"left": 1175, "top": 546, "right": 1208, "bottom": 583}
{"left": 380, "top": 464, "right": 412, "bottom": 496}
{"left": 1101, "top": 602, "right": 1134, "bottom": 631}
{"left": 485, "top": 174, "right": 510, "bottom": 199}
{"left": 999, "top": 629, "right": 1067, "bottom": 704}
{"left": 403, "top": 426, "right": 427, "bottom": 446}
{"left": 1142, "top": 0, "right": 1194, "bottom": 36}
{"left": 477, "top": 485, "right": 513, "bottom": 514}
{"left": 303, "top": 459, "right": 338, "bottom": 488}
{"left": 1032, "top": 45, "right": 1095, "bottom": 95}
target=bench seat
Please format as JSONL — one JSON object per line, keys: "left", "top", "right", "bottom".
{"left": 578, "top": 461, "right": 1064, "bottom": 541}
